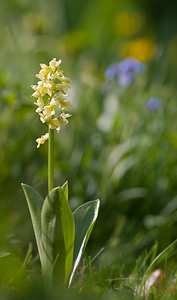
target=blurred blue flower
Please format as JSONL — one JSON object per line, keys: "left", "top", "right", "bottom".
{"left": 146, "top": 97, "right": 162, "bottom": 112}
{"left": 105, "top": 64, "right": 119, "bottom": 80}
{"left": 105, "top": 57, "right": 145, "bottom": 87}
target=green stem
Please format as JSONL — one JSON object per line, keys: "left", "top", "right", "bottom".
{"left": 48, "top": 127, "right": 54, "bottom": 193}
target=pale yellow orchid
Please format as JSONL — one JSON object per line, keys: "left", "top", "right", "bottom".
{"left": 59, "top": 97, "right": 72, "bottom": 110}
{"left": 36, "top": 133, "right": 49, "bottom": 148}
{"left": 32, "top": 58, "right": 72, "bottom": 148}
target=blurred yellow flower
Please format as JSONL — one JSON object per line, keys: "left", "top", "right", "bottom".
{"left": 121, "top": 38, "right": 155, "bottom": 62}
{"left": 32, "top": 58, "right": 72, "bottom": 147}
{"left": 114, "top": 12, "right": 142, "bottom": 37}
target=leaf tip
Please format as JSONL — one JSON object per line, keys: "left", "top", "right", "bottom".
{"left": 21, "top": 183, "right": 26, "bottom": 191}
{"left": 21, "top": 183, "right": 29, "bottom": 191}
{"left": 62, "top": 180, "right": 68, "bottom": 190}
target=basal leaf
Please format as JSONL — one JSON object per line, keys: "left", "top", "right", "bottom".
{"left": 21, "top": 183, "right": 43, "bottom": 261}
{"left": 40, "top": 186, "right": 75, "bottom": 286}
{"left": 69, "top": 199, "right": 100, "bottom": 286}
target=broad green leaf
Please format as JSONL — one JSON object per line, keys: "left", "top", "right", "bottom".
{"left": 40, "top": 186, "right": 75, "bottom": 285}
{"left": 21, "top": 183, "right": 43, "bottom": 261}
{"left": 69, "top": 199, "right": 100, "bottom": 286}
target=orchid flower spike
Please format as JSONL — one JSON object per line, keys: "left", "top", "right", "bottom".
{"left": 32, "top": 58, "right": 72, "bottom": 147}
